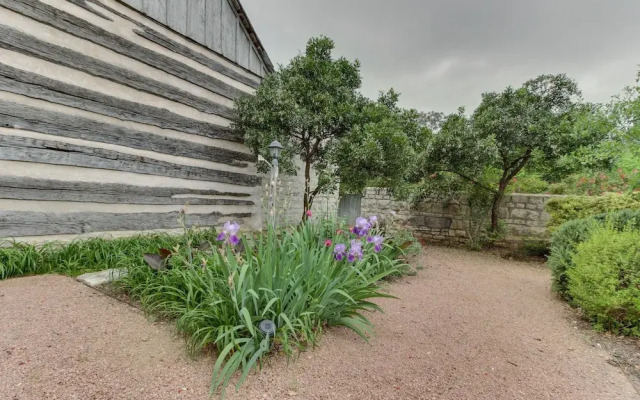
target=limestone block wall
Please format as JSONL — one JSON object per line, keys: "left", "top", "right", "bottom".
{"left": 361, "top": 188, "right": 558, "bottom": 244}
{"left": 260, "top": 159, "right": 339, "bottom": 227}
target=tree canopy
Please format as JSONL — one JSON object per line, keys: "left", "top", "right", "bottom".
{"left": 335, "top": 89, "right": 429, "bottom": 195}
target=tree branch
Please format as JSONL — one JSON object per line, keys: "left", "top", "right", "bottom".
{"left": 504, "top": 149, "right": 532, "bottom": 183}
{"left": 436, "top": 169, "right": 497, "bottom": 194}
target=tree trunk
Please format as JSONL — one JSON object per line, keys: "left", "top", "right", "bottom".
{"left": 491, "top": 150, "right": 533, "bottom": 231}
{"left": 302, "top": 158, "right": 311, "bottom": 221}
{"left": 490, "top": 181, "right": 508, "bottom": 232}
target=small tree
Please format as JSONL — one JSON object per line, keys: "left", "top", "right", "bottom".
{"left": 234, "top": 36, "right": 361, "bottom": 218}
{"left": 235, "top": 37, "right": 428, "bottom": 217}
{"left": 422, "top": 74, "right": 584, "bottom": 232}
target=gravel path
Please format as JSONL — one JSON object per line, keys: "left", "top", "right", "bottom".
{"left": 1, "top": 246, "right": 638, "bottom": 399}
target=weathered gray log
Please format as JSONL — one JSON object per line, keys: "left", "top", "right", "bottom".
{"left": 91, "top": 0, "right": 144, "bottom": 24}
{"left": 0, "top": 63, "right": 239, "bottom": 138}
{"left": 0, "top": 135, "right": 262, "bottom": 186}
{"left": 0, "top": 99, "right": 241, "bottom": 162}
{"left": 0, "top": 0, "right": 246, "bottom": 100}
{"left": 0, "top": 99, "right": 252, "bottom": 166}
{"left": 0, "top": 210, "right": 252, "bottom": 237}
{"left": 66, "top": 0, "right": 113, "bottom": 20}
{"left": 0, "top": 176, "right": 254, "bottom": 205}
{"left": 0, "top": 24, "right": 235, "bottom": 121}
{"left": 134, "top": 26, "right": 259, "bottom": 89}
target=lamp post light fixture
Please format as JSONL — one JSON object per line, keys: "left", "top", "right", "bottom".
{"left": 267, "top": 140, "right": 283, "bottom": 227}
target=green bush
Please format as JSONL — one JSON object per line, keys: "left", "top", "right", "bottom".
{"left": 548, "top": 209, "right": 640, "bottom": 297}
{"left": 567, "top": 226, "right": 640, "bottom": 336}
{"left": 546, "top": 192, "right": 640, "bottom": 231}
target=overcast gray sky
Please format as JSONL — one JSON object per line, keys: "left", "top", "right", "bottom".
{"left": 242, "top": 0, "right": 640, "bottom": 114}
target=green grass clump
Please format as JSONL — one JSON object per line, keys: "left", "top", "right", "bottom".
{"left": 567, "top": 226, "right": 640, "bottom": 336}
{"left": 0, "top": 229, "right": 219, "bottom": 280}
{"left": 121, "top": 218, "right": 414, "bottom": 396}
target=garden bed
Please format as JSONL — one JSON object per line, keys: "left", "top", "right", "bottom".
{"left": 1, "top": 216, "right": 418, "bottom": 396}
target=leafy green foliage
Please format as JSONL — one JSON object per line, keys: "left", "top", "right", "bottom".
{"left": 538, "top": 103, "right": 618, "bottom": 181}
{"left": 548, "top": 209, "right": 640, "bottom": 297}
{"left": 567, "top": 226, "right": 640, "bottom": 336}
{"left": 546, "top": 192, "right": 640, "bottom": 231}
{"left": 508, "top": 172, "right": 550, "bottom": 194}
{"left": 610, "top": 69, "right": 640, "bottom": 145}
{"left": 417, "top": 110, "right": 445, "bottom": 132}
{"left": 545, "top": 70, "right": 640, "bottom": 194}
{"left": 547, "top": 156, "right": 640, "bottom": 196}
{"left": 335, "top": 90, "right": 429, "bottom": 195}
{"left": 0, "top": 230, "right": 218, "bottom": 280}
{"left": 120, "top": 218, "right": 413, "bottom": 396}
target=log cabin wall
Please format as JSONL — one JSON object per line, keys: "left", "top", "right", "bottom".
{"left": 0, "top": 0, "right": 272, "bottom": 242}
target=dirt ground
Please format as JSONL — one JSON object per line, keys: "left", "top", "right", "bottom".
{"left": 1, "top": 246, "right": 638, "bottom": 400}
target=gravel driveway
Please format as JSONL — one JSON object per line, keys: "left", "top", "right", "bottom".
{"left": 1, "top": 246, "right": 638, "bottom": 399}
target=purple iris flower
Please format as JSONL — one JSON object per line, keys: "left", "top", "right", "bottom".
{"left": 353, "top": 217, "right": 372, "bottom": 237}
{"left": 372, "top": 235, "right": 384, "bottom": 252}
{"left": 333, "top": 243, "right": 347, "bottom": 261}
{"left": 347, "top": 240, "right": 363, "bottom": 262}
{"left": 217, "top": 221, "right": 240, "bottom": 245}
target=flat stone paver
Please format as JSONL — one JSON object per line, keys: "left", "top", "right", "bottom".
{"left": 0, "top": 246, "right": 638, "bottom": 399}
{"left": 76, "top": 268, "right": 127, "bottom": 287}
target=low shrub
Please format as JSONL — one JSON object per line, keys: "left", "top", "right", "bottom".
{"left": 548, "top": 209, "right": 640, "bottom": 297}
{"left": 548, "top": 218, "right": 599, "bottom": 296}
{"left": 567, "top": 226, "right": 640, "bottom": 336}
{"left": 546, "top": 192, "right": 640, "bottom": 231}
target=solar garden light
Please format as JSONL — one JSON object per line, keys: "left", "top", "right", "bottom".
{"left": 267, "top": 140, "right": 283, "bottom": 228}
{"left": 258, "top": 319, "right": 276, "bottom": 337}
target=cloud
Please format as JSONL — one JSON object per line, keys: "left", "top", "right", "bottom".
{"left": 242, "top": 0, "right": 640, "bottom": 114}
